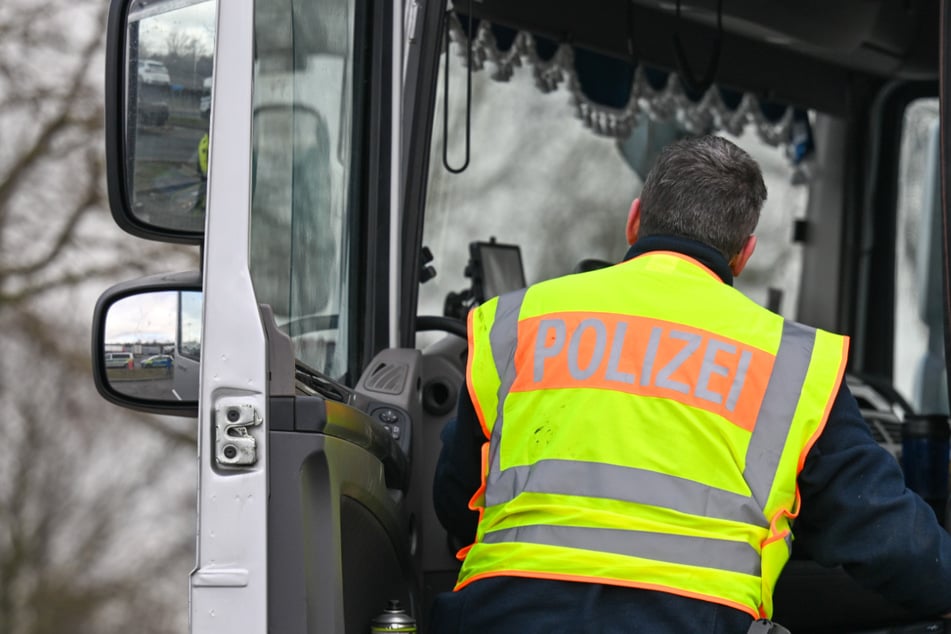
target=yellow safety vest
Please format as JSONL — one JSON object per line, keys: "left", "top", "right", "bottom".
{"left": 198, "top": 133, "right": 209, "bottom": 176}
{"left": 458, "top": 250, "right": 848, "bottom": 619}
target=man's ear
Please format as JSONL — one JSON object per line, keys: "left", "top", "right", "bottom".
{"left": 626, "top": 198, "right": 642, "bottom": 246}
{"left": 729, "top": 235, "right": 757, "bottom": 276}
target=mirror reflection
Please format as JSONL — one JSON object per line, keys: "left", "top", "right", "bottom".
{"left": 125, "top": 0, "right": 216, "bottom": 233}
{"left": 103, "top": 290, "right": 202, "bottom": 403}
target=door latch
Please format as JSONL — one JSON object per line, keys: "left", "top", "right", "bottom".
{"left": 214, "top": 400, "right": 262, "bottom": 467}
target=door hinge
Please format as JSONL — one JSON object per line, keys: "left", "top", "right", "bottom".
{"left": 214, "top": 400, "right": 262, "bottom": 467}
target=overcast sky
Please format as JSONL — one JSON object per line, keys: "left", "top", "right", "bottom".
{"left": 105, "top": 291, "right": 178, "bottom": 344}
{"left": 135, "top": 0, "right": 216, "bottom": 57}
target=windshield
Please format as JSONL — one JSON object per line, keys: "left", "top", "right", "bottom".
{"left": 419, "top": 34, "right": 808, "bottom": 323}
{"left": 249, "top": 0, "right": 358, "bottom": 380}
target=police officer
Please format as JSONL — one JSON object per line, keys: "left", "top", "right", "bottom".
{"left": 431, "top": 135, "right": 951, "bottom": 632}
{"left": 192, "top": 132, "right": 209, "bottom": 214}
{"left": 197, "top": 132, "right": 209, "bottom": 179}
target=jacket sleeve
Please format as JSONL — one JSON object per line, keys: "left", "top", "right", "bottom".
{"left": 794, "top": 383, "right": 951, "bottom": 616}
{"left": 433, "top": 385, "right": 484, "bottom": 545}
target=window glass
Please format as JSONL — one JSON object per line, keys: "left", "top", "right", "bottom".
{"left": 894, "top": 99, "right": 948, "bottom": 414}
{"left": 250, "top": 0, "right": 356, "bottom": 380}
{"left": 178, "top": 291, "right": 202, "bottom": 362}
{"left": 420, "top": 46, "right": 807, "bottom": 322}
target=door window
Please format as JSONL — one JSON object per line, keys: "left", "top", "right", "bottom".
{"left": 249, "top": 0, "right": 359, "bottom": 380}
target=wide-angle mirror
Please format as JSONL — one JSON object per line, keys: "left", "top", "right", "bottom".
{"left": 123, "top": 0, "right": 216, "bottom": 234}
{"left": 100, "top": 290, "right": 202, "bottom": 405}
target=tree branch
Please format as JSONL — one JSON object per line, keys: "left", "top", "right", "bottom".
{"left": 0, "top": 261, "right": 152, "bottom": 307}
{"left": 0, "top": 1, "right": 108, "bottom": 227}
{"left": 0, "top": 148, "right": 103, "bottom": 278}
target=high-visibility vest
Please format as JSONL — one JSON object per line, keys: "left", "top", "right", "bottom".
{"left": 457, "top": 250, "right": 849, "bottom": 619}
{"left": 198, "top": 133, "right": 209, "bottom": 176}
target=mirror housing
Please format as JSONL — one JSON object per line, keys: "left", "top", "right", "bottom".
{"left": 105, "top": 0, "right": 215, "bottom": 245}
{"left": 92, "top": 271, "right": 202, "bottom": 417}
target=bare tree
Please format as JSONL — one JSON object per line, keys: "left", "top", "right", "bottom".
{"left": 0, "top": 1, "right": 195, "bottom": 307}
{"left": 0, "top": 356, "right": 194, "bottom": 634}
{"left": 0, "top": 0, "right": 200, "bottom": 631}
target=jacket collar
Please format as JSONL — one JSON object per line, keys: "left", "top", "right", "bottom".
{"left": 623, "top": 235, "right": 734, "bottom": 286}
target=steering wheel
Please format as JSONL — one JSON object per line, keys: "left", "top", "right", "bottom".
{"left": 415, "top": 315, "right": 467, "bottom": 416}
{"left": 416, "top": 315, "right": 467, "bottom": 340}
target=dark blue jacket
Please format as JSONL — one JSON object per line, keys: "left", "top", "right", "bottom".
{"left": 430, "top": 236, "right": 951, "bottom": 633}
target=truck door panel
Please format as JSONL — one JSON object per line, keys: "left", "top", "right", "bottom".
{"left": 268, "top": 429, "right": 414, "bottom": 633}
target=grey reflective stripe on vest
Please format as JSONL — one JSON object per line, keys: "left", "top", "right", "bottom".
{"left": 485, "top": 289, "right": 528, "bottom": 490}
{"left": 744, "top": 322, "right": 816, "bottom": 507}
{"left": 486, "top": 457, "right": 766, "bottom": 526}
{"left": 481, "top": 299, "right": 819, "bottom": 534}
{"left": 482, "top": 523, "right": 761, "bottom": 576}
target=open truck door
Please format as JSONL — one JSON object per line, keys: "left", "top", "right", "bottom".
{"left": 93, "top": 0, "right": 427, "bottom": 631}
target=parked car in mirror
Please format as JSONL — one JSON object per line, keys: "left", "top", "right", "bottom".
{"left": 138, "top": 59, "right": 170, "bottom": 85}
{"left": 141, "top": 354, "right": 173, "bottom": 368}
{"left": 199, "top": 76, "right": 212, "bottom": 117}
{"left": 104, "top": 351, "right": 134, "bottom": 369}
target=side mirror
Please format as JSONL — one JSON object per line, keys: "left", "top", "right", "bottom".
{"left": 92, "top": 271, "right": 202, "bottom": 417}
{"left": 105, "top": 0, "right": 216, "bottom": 243}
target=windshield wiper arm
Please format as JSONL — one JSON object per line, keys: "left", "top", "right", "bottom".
{"left": 295, "top": 359, "right": 350, "bottom": 403}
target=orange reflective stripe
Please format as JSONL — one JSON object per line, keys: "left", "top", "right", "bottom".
{"left": 454, "top": 569, "right": 760, "bottom": 620}
{"left": 455, "top": 544, "right": 472, "bottom": 561}
{"left": 467, "top": 441, "right": 490, "bottom": 516}
{"left": 466, "top": 308, "right": 491, "bottom": 439}
{"left": 460, "top": 441, "right": 491, "bottom": 561}
{"left": 762, "top": 506, "right": 793, "bottom": 547}
{"left": 512, "top": 311, "right": 774, "bottom": 431}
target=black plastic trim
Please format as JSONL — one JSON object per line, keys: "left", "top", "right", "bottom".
{"left": 463, "top": 1, "right": 938, "bottom": 116}
{"left": 295, "top": 395, "right": 328, "bottom": 433}
{"left": 267, "top": 394, "right": 409, "bottom": 491}
{"left": 400, "top": 0, "right": 450, "bottom": 349}
{"left": 325, "top": 399, "right": 410, "bottom": 492}
{"left": 349, "top": 0, "right": 394, "bottom": 383}
{"left": 104, "top": 0, "right": 204, "bottom": 245}
{"left": 267, "top": 432, "right": 416, "bottom": 632}
{"left": 269, "top": 396, "right": 295, "bottom": 432}
{"left": 855, "top": 80, "right": 937, "bottom": 378}
{"left": 942, "top": 0, "right": 951, "bottom": 422}
{"left": 91, "top": 270, "right": 202, "bottom": 417}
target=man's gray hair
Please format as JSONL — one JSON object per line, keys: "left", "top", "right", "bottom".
{"left": 638, "top": 135, "right": 767, "bottom": 259}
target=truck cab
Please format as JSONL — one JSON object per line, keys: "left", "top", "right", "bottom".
{"left": 93, "top": 0, "right": 951, "bottom": 632}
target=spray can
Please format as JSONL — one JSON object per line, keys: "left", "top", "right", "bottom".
{"left": 370, "top": 600, "right": 417, "bottom": 633}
